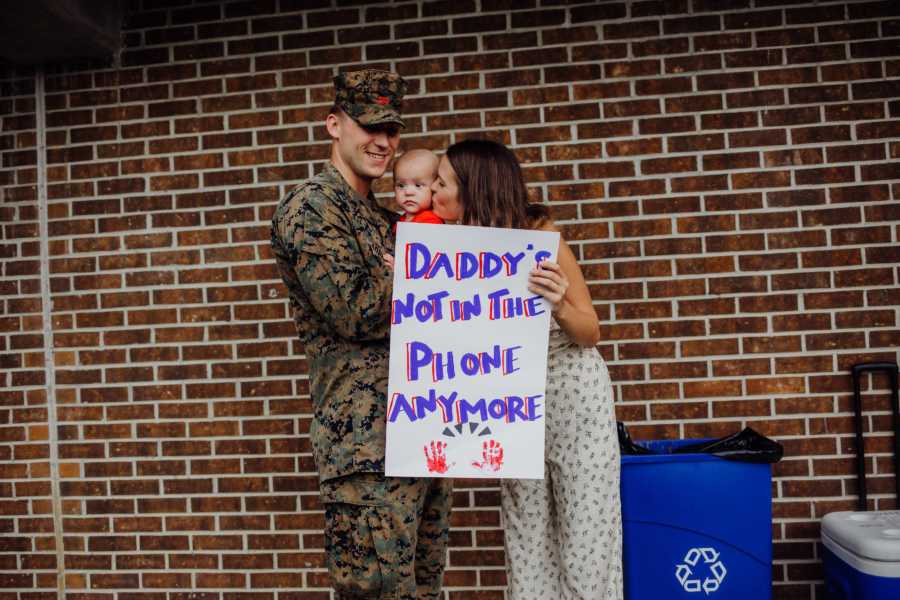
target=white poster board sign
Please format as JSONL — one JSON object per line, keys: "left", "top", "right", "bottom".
{"left": 385, "top": 222, "right": 559, "bottom": 479}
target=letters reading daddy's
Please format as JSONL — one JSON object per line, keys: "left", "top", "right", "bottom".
{"left": 391, "top": 243, "right": 552, "bottom": 325}
{"left": 385, "top": 223, "right": 559, "bottom": 479}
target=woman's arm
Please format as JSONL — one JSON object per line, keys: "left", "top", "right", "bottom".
{"left": 528, "top": 223, "right": 601, "bottom": 347}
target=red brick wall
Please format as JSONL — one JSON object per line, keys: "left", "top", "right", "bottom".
{"left": 2, "top": 1, "right": 899, "bottom": 599}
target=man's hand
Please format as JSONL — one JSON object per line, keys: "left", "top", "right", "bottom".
{"left": 383, "top": 253, "right": 395, "bottom": 271}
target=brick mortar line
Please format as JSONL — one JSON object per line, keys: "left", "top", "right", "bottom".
{"left": 32, "top": 201, "right": 891, "bottom": 217}
{"left": 33, "top": 67, "right": 66, "bottom": 598}
{"left": 120, "top": 19, "right": 880, "bottom": 45}
{"left": 41, "top": 357, "right": 881, "bottom": 369}
{"left": 41, "top": 327, "right": 894, "bottom": 341}
{"left": 33, "top": 214, "right": 897, "bottom": 229}
{"left": 33, "top": 304, "right": 888, "bottom": 318}
{"left": 41, "top": 72, "right": 897, "bottom": 110}
{"left": 31, "top": 289, "right": 895, "bottom": 303}
{"left": 119, "top": 29, "right": 890, "bottom": 56}
{"left": 39, "top": 354, "right": 890, "bottom": 368}
{"left": 41, "top": 63, "right": 897, "bottom": 95}
{"left": 38, "top": 160, "right": 900, "bottom": 188}
{"left": 36, "top": 124, "right": 898, "bottom": 142}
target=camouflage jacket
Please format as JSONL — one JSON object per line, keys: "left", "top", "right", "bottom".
{"left": 270, "top": 162, "right": 399, "bottom": 483}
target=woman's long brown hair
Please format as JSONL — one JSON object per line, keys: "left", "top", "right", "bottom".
{"left": 445, "top": 139, "right": 550, "bottom": 229}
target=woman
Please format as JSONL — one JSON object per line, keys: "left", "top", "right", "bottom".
{"left": 429, "top": 139, "right": 623, "bottom": 600}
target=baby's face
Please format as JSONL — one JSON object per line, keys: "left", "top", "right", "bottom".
{"left": 394, "top": 158, "right": 436, "bottom": 215}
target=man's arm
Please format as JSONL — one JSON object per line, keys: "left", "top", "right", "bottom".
{"left": 278, "top": 197, "right": 394, "bottom": 342}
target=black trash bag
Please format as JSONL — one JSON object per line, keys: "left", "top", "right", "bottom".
{"left": 671, "top": 427, "right": 783, "bottom": 464}
{"left": 617, "top": 423, "right": 783, "bottom": 464}
{"left": 617, "top": 421, "right": 653, "bottom": 455}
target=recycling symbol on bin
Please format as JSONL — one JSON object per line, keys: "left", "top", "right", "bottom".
{"left": 675, "top": 547, "right": 727, "bottom": 594}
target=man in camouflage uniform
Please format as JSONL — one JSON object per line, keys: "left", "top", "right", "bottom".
{"left": 270, "top": 70, "right": 453, "bottom": 599}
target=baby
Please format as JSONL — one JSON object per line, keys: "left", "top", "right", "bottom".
{"left": 393, "top": 149, "right": 444, "bottom": 225}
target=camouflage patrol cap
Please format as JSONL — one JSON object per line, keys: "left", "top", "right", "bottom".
{"left": 333, "top": 69, "right": 408, "bottom": 128}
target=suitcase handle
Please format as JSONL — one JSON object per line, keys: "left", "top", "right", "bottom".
{"left": 850, "top": 362, "right": 900, "bottom": 511}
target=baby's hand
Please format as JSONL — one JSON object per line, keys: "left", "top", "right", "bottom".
{"left": 383, "top": 253, "right": 395, "bottom": 271}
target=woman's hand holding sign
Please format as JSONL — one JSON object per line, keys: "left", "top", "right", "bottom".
{"left": 527, "top": 227, "right": 602, "bottom": 348}
{"left": 527, "top": 260, "right": 569, "bottom": 315}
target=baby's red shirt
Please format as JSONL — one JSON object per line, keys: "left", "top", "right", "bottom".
{"left": 394, "top": 209, "right": 445, "bottom": 233}
{"left": 408, "top": 209, "right": 444, "bottom": 225}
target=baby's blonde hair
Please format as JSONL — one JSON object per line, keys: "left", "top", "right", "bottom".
{"left": 394, "top": 148, "right": 439, "bottom": 178}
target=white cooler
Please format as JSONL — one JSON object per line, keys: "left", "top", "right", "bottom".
{"left": 821, "top": 510, "right": 900, "bottom": 599}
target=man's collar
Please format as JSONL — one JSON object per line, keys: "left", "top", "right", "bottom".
{"left": 323, "top": 161, "right": 377, "bottom": 205}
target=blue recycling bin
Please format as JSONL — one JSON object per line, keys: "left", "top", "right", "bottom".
{"left": 621, "top": 439, "right": 773, "bottom": 599}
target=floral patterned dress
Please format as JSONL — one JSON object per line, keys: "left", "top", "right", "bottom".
{"left": 501, "top": 319, "right": 624, "bottom": 600}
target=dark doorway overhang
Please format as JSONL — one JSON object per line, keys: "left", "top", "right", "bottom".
{"left": 0, "top": 0, "right": 124, "bottom": 65}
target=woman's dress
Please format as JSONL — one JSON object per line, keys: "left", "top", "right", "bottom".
{"left": 501, "top": 319, "right": 623, "bottom": 600}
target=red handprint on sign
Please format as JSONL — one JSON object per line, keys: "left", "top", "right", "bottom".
{"left": 471, "top": 439, "right": 504, "bottom": 472}
{"left": 424, "top": 440, "right": 449, "bottom": 474}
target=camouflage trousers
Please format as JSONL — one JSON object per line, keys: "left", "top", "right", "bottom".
{"left": 320, "top": 473, "right": 453, "bottom": 599}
